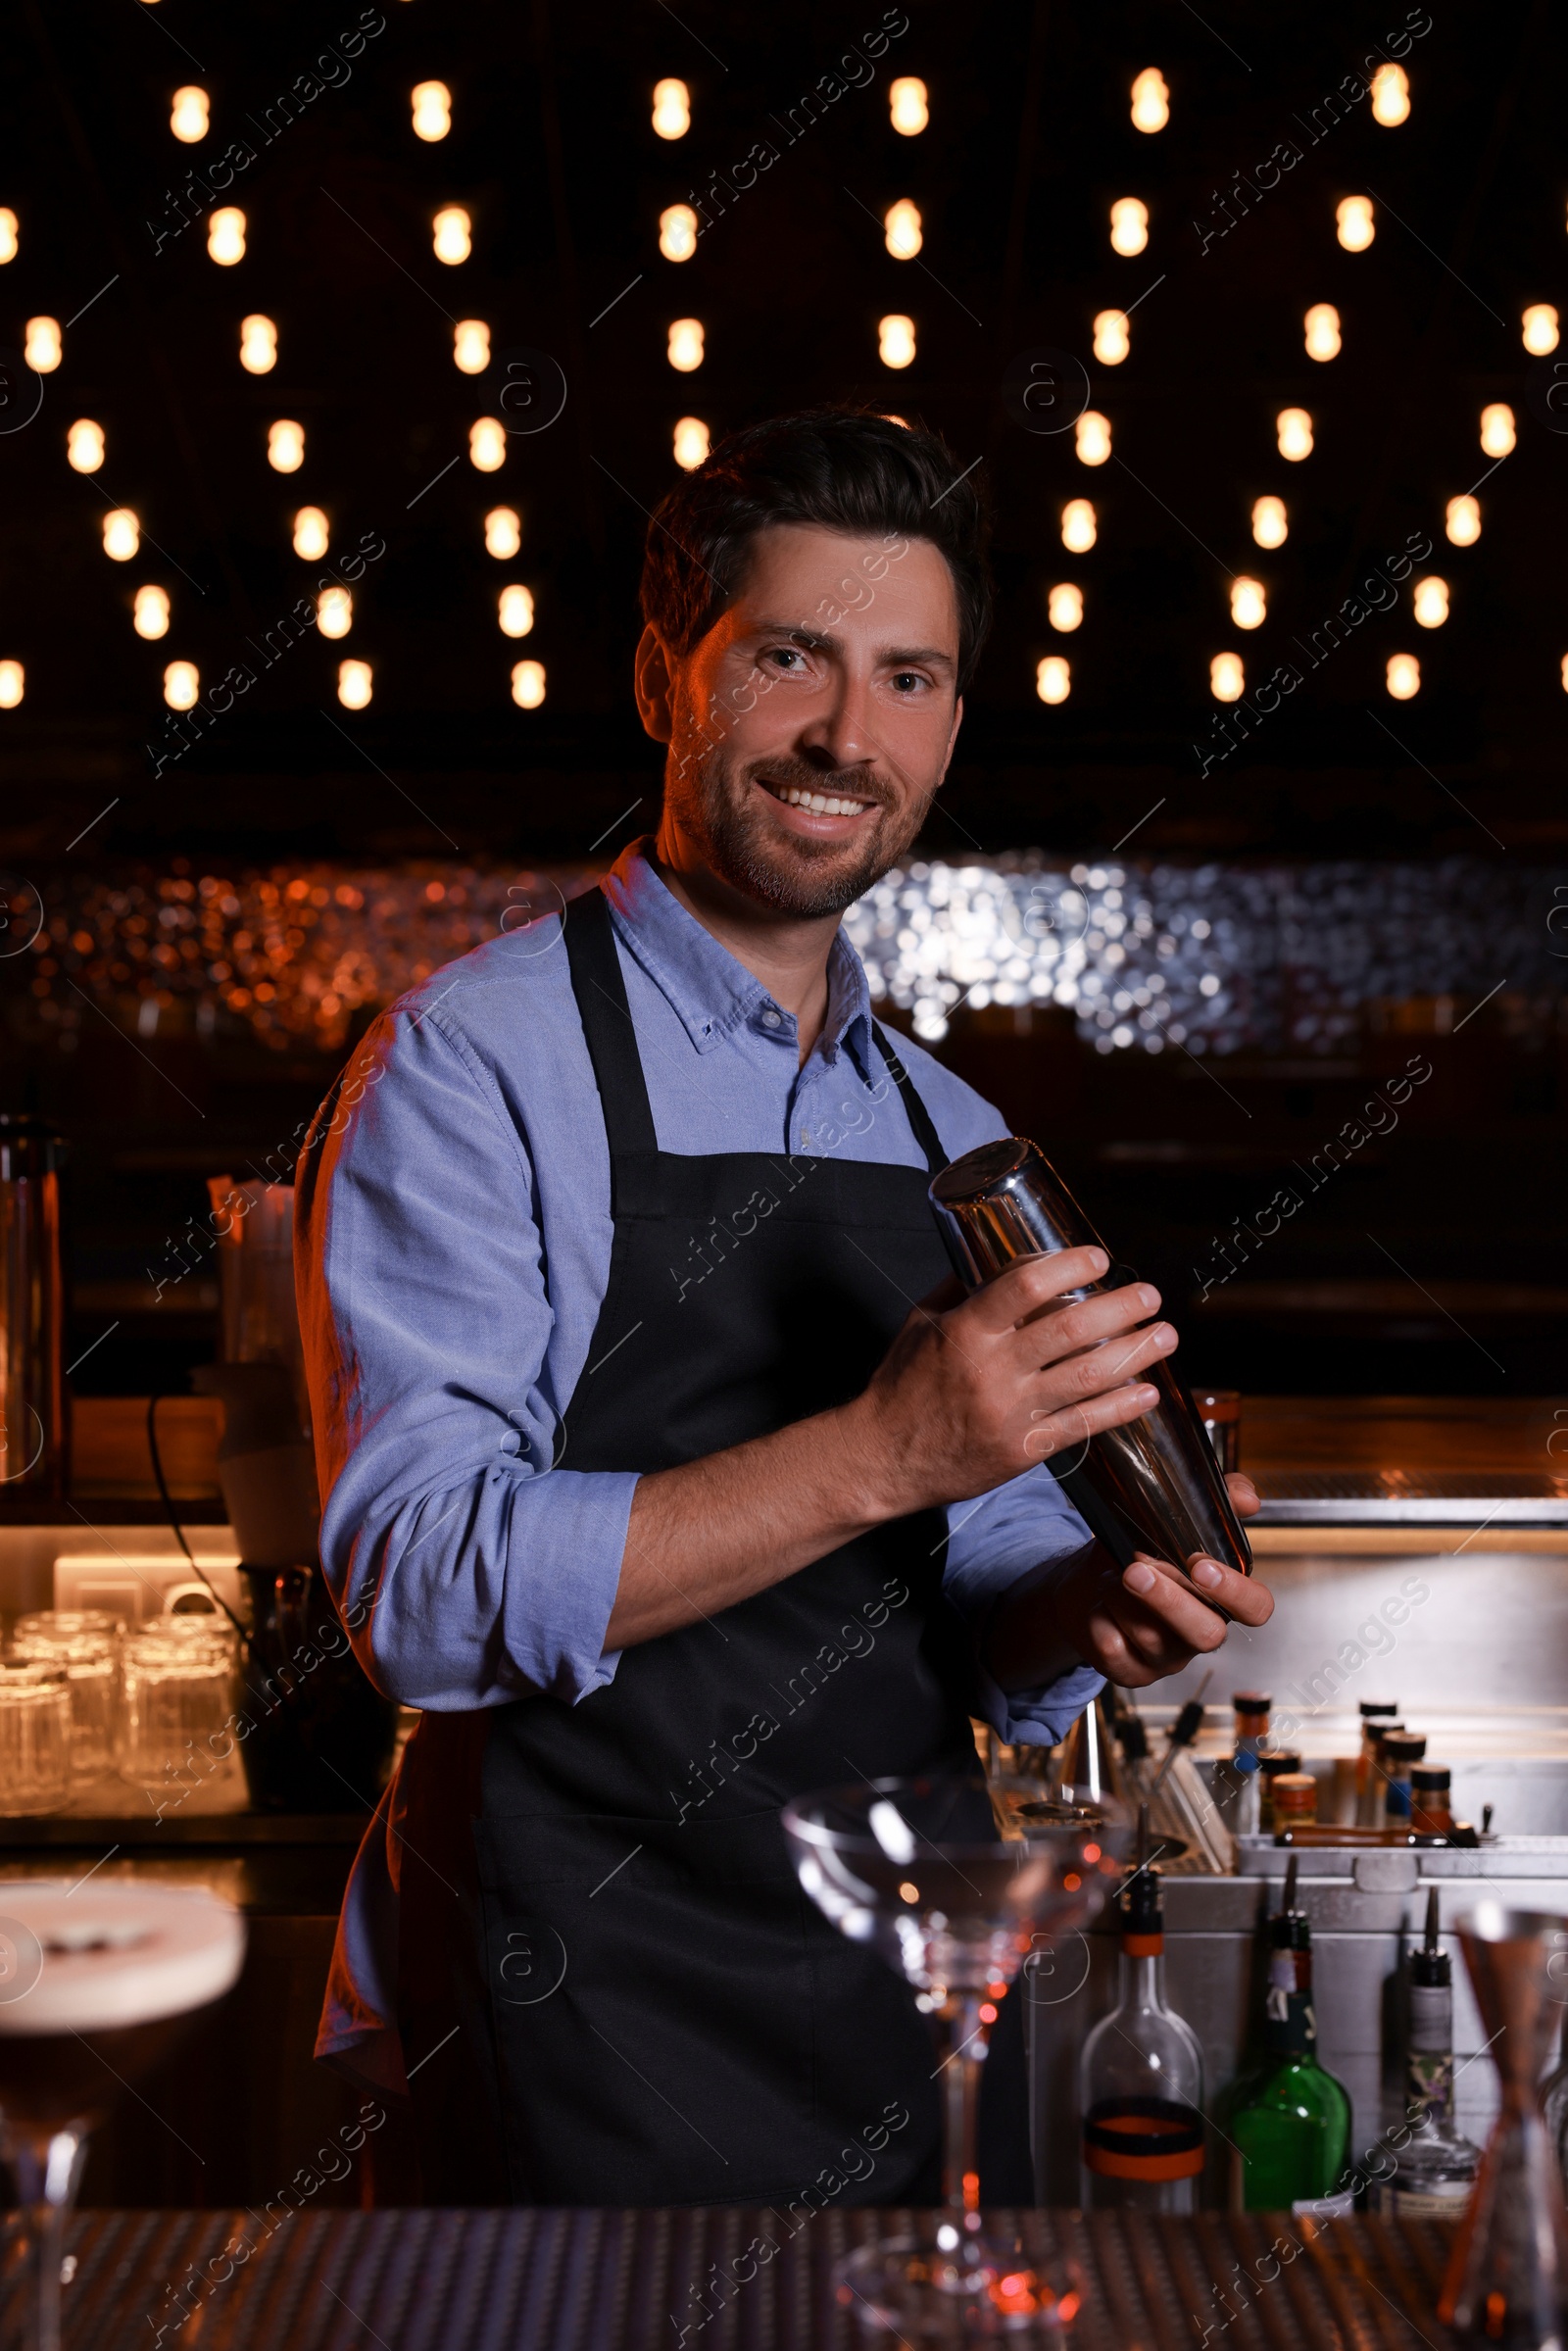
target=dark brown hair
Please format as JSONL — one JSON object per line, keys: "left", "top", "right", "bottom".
{"left": 639, "top": 406, "right": 993, "bottom": 691}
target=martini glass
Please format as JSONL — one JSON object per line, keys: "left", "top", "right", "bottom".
{"left": 0, "top": 1880, "right": 246, "bottom": 2351}
{"left": 782, "top": 1774, "right": 1130, "bottom": 2339}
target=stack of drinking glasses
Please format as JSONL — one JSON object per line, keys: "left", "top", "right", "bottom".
{"left": 117, "top": 1613, "right": 241, "bottom": 1792}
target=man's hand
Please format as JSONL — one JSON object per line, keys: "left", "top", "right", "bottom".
{"left": 845, "top": 1247, "right": 1180, "bottom": 1518}
{"left": 988, "top": 1473, "right": 1274, "bottom": 1692}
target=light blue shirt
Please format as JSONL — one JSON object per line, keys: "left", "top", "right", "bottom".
{"left": 298, "top": 842, "right": 1102, "bottom": 2081}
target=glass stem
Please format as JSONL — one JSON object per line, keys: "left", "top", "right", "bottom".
{"left": 939, "top": 1992, "right": 989, "bottom": 2213}
{"left": 3, "top": 2127, "right": 86, "bottom": 2351}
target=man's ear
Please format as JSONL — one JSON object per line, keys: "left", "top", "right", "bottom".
{"left": 634, "top": 625, "right": 676, "bottom": 745}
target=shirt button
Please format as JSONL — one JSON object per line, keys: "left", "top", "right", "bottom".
{"left": 760, "top": 1008, "right": 782, "bottom": 1030}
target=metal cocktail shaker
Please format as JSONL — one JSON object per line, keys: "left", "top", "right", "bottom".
{"left": 929, "top": 1137, "right": 1250, "bottom": 1583}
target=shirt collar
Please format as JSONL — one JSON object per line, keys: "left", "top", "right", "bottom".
{"left": 601, "top": 839, "right": 875, "bottom": 1065}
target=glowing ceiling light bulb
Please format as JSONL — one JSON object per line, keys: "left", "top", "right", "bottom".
{"left": 412, "top": 80, "right": 451, "bottom": 140}
{"left": 1276, "top": 406, "right": 1313, "bottom": 461}
{"left": 511, "top": 658, "right": 546, "bottom": 708}
{"left": 1092, "top": 309, "right": 1130, "bottom": 364}
{"left": 1336, "top": 195, "right": 1375, "bottom": 251}
{"left": 292, "top": 507, "right": 328, "bottom": 559}
{"left": 484, "top": 505, "right": 520, "bottom": 557}
{"left": 239, "top": 314, "right": 276, "bottom": 373}
{"left": 667, "top": 317, "right": 705, "bottom": 370}
{"left": 1074, "top": 411, "right": 1111, "bottom": 465}
{"left": 1109, "top": 197, "right": 1149, "bottom": 256}
{"left": 1446, "top": 494, "right": 1481, "bottom": 545}
{"left": 652, "top": 78, "right": 690, "bottom": 138}
{"left": 1387, "top": 653, "right": 1420, "bottom": 699}
{"left": 1048, "top": 583, "right": 1083, "bottom": 632}
{"left": 0, "top": 210, "right": 17, "bottom": 265}
{"left": 133, "top": 584, "right": 170, "bottom": 639}
{"left": 659, "top": 204, "right": 698, "bottom": 262}
{"left": 67, "top": 418, "right": 104, "bottom": 472}
{"left": 163, "top": 661, "right": 199, "bottom": 710}
{"left": 1231, "top": 577, "right": 1266, "bottom": 629}
{"left": 499, "top": 584, "right": 535, "bottom": 637}
{"left": 889, "top": 76, "right": 928, "bottom": 134}
{"left": 884, "top": 199, "right": 922, "bottom": 259}
{"left": 454, "top": 318, "right": 490, "bottom": 372}
{"left": 469, "top": 416, "right": 507, "bottom": 470}
{"left": 1304, "top": 302, "right": 1341, "bottom": 361}
{"left": 207, "top": 207, "right": 246, "bottom": 264}
{"left": 103, "top": 509, "right": 139, "bottom": 561}
{"left": 672, "top": 416, "right": 710, "bottom": 470}
{"left": 1251, "top": 495, "right": 1288, "bottom": 548}
{"left": 1523, "top": 303, "right": 1559, "bottom": 356}
{"left": 1412, "top": 575, "right": 1448, "bottom": 627}
{"left": 24, "top": 317, "right": 61, "bottom": 370}
{"left": 877, "top": 315, "right": 915, "bottom": 368}
{"left": 1060, "top": 499, "right": 1097, "bottom": 552}
{"left": 0, "top": 661, "right": 22, "bottom": 708}
{"left": 1210, "top": 652, "right": 1244, "bottom": 701}
{"left": 337, "top": 660, "right": 372, "bottom": 710}
{"left": 267, "top": 418, "right": 305, "bottom": 471}
{"left": 1130, "top": 68, "right": 1169, "bottom": 132}
{"left": 318, "top": 585, "right": 352, "bottom": 639}
{"left": 1370, "top": 63, "right": 1410, "bottom": 124}
{"left": 1035, "top": 656, "right": 1071, "bottom": 704}
{"left": 432, "top": 206, "right": 471, "bottom": 264}
{"left": 171, "top": 86, "right": 209, "bottom": 141}
{"left": 1479, "top": 403, "right": 1516, "bottom": 458}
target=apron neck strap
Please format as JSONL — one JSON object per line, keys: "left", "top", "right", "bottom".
{"left": 870, "top": 1023, "right": 948, "bottom": 1177}
{"left": 564, "top": 885, "right": 659, "bottom": 1155}
{"left": 564, "top": 885, "right": 949, "bottom": 1179}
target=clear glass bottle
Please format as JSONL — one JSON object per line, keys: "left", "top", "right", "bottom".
{"left": 1388, "top": 1887, "right": 1481, "bottom": 2216}
{"left": 1355, "top": 1701, "right": 1400, "bottom": 1828}
{"left": 1230, "top": 1859, "right": 1351, "bottom": 2210}
{"left": 1079, "top": 1861, "right": 1205, "bottom": 2213}
{"left": 1257, "top": 1750, "right": 1303, "bottom": 1836}
{"left": 1215, "top": 1690, "right": 1270, "bottom": 1837}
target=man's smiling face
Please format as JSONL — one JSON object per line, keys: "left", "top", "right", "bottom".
{"left": 641, "top": 521, "right": 965, "bottom": 918}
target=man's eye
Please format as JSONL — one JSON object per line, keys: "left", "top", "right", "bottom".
{"left": 891, "top": 670, "right": 925, "bottom": 693}
{"left": 766, "top": 646, "right": 806, "bottom": 669}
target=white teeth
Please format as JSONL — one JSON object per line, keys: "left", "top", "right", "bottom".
{"left": 774, "top": 783, "right": 870, "bottom": 816}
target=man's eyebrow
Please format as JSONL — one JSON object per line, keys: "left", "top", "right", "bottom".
{"left": 746, "top": 617, "right": 956, "bottom": 670}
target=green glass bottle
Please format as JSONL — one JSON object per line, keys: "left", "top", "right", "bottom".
{"left": 1230, "top": 1863, "right": 1351, "bottom": 2210}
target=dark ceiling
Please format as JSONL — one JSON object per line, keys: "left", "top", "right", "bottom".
{"left": 0, "top": 0, "right": 1562, "bottom": 866}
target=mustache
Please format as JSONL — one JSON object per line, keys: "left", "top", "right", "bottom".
{"left": 745, "top": 755, "right": 895, "bottom": 808}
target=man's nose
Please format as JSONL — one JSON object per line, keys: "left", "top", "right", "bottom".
{"left": 797, "top": 668, "right": 876, "bottom": 772}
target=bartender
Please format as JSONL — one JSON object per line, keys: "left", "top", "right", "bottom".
{"left": 296, "top": 406, "right": 1269, "bottom": 2205}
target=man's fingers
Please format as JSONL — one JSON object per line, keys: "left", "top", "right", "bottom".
{"left": 1119, "top": 1558, "right": 1235, "bottom": 1653}
{"left": 1186, "top": 1554, "right": 1274, "bottom": 1625}
{"left": 1023, "top": 1380, "right": 1160, "bottom": 1462}
{"left": 961, "top": 1246, "right": 1116, "bottom": 1335}
{"left": 1226, "top": 1472, "right": 1261, "bottom": 1517}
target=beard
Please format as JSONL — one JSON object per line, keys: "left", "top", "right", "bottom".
{"left": 666, "top": 737, "right": 932, "bottom": 918}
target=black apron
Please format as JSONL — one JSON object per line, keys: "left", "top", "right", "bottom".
{"left": 396, "top": 884, "right": 979, "bottom": 2206}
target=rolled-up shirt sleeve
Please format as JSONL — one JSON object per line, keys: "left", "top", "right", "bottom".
{"left": 294, "top": 999, "right": 634, "bottom": 1711}
{"left": 942, "top": 1467, "right": 1103, "bottom": 1747}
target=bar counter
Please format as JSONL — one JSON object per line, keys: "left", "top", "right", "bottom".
{"left": 67, "top": 2204, "right": 1459, "bottom": 2349}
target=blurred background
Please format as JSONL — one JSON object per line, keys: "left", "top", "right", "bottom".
{"left": 2, "top": 0, "right": 1565, "bottom": 1404}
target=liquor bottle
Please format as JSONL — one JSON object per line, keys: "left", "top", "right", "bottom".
{"left": 1079, "top": 1831, "right": 1206, "bottom": 2213}
{"left": 1355, "top": 1700, "right": 1400, "bottom": 1827}
{"left": 1381, "top": 1732, "right": 1428, "bottom": 1827}
{"left": 1257, "top": 1751, "right": 1303, "bottom": 1834}
{"left": 1410, "top": 1766, "right": 1453, "bottom": 1838}
{"left": 1387, "top": 1887, "right": 1481, "bottom": 2216}
{"left": 1230, "top": 1855, "right": 1351, "bottom": 2210}
{"left": 1211, "top": 1691, "right": 1271, "bottom": 1837}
